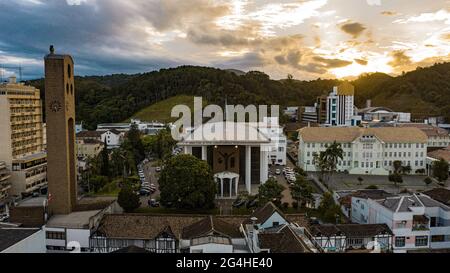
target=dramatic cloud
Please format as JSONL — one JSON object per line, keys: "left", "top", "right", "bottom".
{"left": 355, "top": 59, "right": 368, "bottom": 65}
{"left": 0, "top": 0, "right": 449, "bottom": 80}
{"left": 339, "top": 22, "right": 367, "bottom": 38}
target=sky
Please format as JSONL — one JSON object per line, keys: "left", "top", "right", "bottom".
{"left": 0, "top": 0, "right": 449, "bottom": 80}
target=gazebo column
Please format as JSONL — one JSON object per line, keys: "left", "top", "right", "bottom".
{"left": 245, "top": 146, "right": 252, "bottom": 194}
{"left": 220, "top": 178, "right": 224, "bottom": 198}
{"left": 184, "top": 146, "right": 192, "bottom": 155}
{"left": 260, "top": 149, "right": 268, "bottom": 184}
{"left": 201, "top": 146, "right": 207, "bottom": 161}
{"left": 235, "top": 177, "right": 239, "bottom": 197}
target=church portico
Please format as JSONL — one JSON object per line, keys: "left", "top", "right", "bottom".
{"left": 178, "top": 122, "right": 271, "bottom": 197}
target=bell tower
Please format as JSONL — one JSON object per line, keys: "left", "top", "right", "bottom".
{"left": 44, "top": 46, "right": 77, "bottom": 215}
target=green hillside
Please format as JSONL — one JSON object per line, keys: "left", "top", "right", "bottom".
{"left": 126, "top": 95, "right": 200, "bottom": 123}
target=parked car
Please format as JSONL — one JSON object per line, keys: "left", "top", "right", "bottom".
{"left": 32, "top": 192, "right": 40, "bottom": 197}
{"left": 232, "top": 198, "right": 246, "bottom": 208}
{"left": 148, "top": 199, "right": 160, "bottom": 207}
{"left": 246, "top": 198, "right": 258, "bottom": 209}
{"left": 0, "top": 214, "right": 9, "bottom": 222}
{"left": 139, "top": 189, "right": 151, "bottom": 196}
{"left": 275, "top": 169, "right": 281, "bottom": 175}
{"left": 155, "top": 167, "right": 162, "bottom": 172}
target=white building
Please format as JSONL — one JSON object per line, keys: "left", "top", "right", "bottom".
{"left": 258, "top": 117, "right": 287, "bottom": 166}
{"left": 100, "top": 129, "right": 123, "bottom": 148}
{"left": 352, "top": 193, "right": 450, "bottom": 252}
{"left": 298, "top": 127, "right": 428, "bottom": 175}
{"left": 325, "top": 82, "right": 358, "bottom": 127}
{"left": 178, "top": 121, "right": 271, "bottom": 196}
{"left": 398, "top": 123, "right": 450, "bottom": 149}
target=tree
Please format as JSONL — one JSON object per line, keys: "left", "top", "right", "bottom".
{"left": 290, "top": 176, "right": 313, "bottom": 207}
{"left": 314, "top": 142, "right": 343, "bottom": 185}
{"left": 100, "top": 141, "right": 110, "bottom": 177}
{"left": 366, "top": 185, "right": 378, "bottom": 190}
{"left": 159, "top": 154, "right": 216, "bottom": 209}
{"left": 143, "top": 127, "right": 177, "bottom": 160}
{"left": 258, "top": 178, "right": 285, "bottom": 206}
{"left": 117, "top": 186, "right": 140, "bottom": 213}
{"left": 432, "top": 158, "right": 449, "bottom": 183}
{"left": 126, "top": 123, "right": 145, "bottom": 164}
{"left": 294, "top": 166, "right": 307, "bottom": 177}
{"left": 401, "top": 165, "right": 412, "bottom": 175}
{"left": 357, "top": 176, "right": 364, "bottom": 185}
{"left": 424, "top": 177, "right": 433, "bottom": 187}
{"left": 89, "top": 175, "right": 109, "bottom": 193}
{"left": 393, "top": 161, "right": 402, "bottom": 174}
{"left": 318, "top": 192, "right": 342, "bottom": 224}
{"left": 389, "top": 173, "right": 403, "bottom": 187}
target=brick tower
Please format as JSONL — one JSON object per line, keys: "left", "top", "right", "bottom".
{"left": 44, "top": 46, "right": 77, "bottom": 215}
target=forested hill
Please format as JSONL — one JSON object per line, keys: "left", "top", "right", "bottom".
{"left": 28, "top": 62, "right": 450, "bottom": 130}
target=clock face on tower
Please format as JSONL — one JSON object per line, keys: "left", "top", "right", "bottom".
{"left": 50, "top": 100, "right": 62, "bottom": 112}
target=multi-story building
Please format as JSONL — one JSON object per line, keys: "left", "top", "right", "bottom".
{"left": 259, "top": 117, "right": 287, "bottom": 166}
{"left": 316, "top": 95, "right": 327, "bottom": 124}
{"left": 325, "top": 82, "right": 357, "bottom": 127}
{"left": 0, "top": 161, "right": 12, "bottom": 214}
{"left": 0, "top": 76, "right": 47, "bottom": 197}
{"left": 299, "top": 106, "right": 318, "bottom": 124}
{"left": 298, "top": 127, "right": 428, "bottom": 175}
{"left": 76, "top": 139, "right": 104, "bottom": 159}
{"left": 352, "top": 193, "right": 450, "bottom": 253}
{"left": 398, "top": 123, "right": 450, "bottom": 149}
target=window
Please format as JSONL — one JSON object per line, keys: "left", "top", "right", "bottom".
{"left": 46, "top": 231, "right": 66, "bottom": 240}
{"left": 415, "top": 236, "right": 428, "bottom": 247}
{"left": 395, "top": 237, "right": 405, "bottom": 247}
{"left": 273, "top": 221, "right": 280, "bottom": 227}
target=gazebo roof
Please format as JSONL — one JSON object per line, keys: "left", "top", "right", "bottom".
{"left": 214, "top": 171, "right": 240, "bottom": 179}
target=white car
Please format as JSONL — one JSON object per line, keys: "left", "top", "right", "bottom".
{"left": 155, "top": 167, "right": 161, "bottom": 172}
{"left": 275, "top": 169, "right": 281, "bottom": 175}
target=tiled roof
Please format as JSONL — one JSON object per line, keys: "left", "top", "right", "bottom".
{"left": 309, "top": 224, "right": 392, "bottom": 237}
{"left": 243, "top": 202, "right": 286, "bottom": 225}
{"left": 422, "top": 188, "right": 450, "bottom": 206}
{"left": 427, "top": 147, "right": 450, "bottom": 161}
{"left": 96, "top": 214, "right": 247, "bottom": 240}
{"left": 398, "top": 123, "right": 449, "bottom": 137}
{"left": 76, "top": 130, "right": 103, "bottom": 138}
{"left": 181, "top": 216, "right": 242, "bottom": 239}
{"left": 298, "top": 127, "right": 428, "bottom": 143}
{"left": 352, "top": 189, "right": 393, "bottom": 200}
{"left": 258, "top": 225, "right": 311, "bottom": 253}
{"left": 377, "top": 194, "right": 450, "bottom": 212}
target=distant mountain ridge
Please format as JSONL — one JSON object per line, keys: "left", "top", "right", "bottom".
{"left": 28, "top": 62, "right": 450, "bottom": 130}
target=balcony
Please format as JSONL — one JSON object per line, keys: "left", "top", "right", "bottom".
{"left": 412, "top": 215, "right": 430, "bottom": 231}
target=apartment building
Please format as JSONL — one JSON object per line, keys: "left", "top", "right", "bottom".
{"left": 325, "top": 82, "right": 358, "bottom": 127}
{"left": 352, "top": 193, "right": 450, "bottom": 252}
{"left": 0, "top": 76, "right": 47, "bottom": 197}
{"left": 298, "top": 127, "right": 428, "bottom": 175}
{"left": 0, "top": 161, "right": 12, "bottom": 214}
{"left": 259, "top": 117, "right": 287, "bottom": 166}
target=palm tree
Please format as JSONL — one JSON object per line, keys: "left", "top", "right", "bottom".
{"left": 321, "top": 141, "right": 344, "bottom": 185}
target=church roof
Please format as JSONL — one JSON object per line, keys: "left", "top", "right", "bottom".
{"left": 179, "top": 122, "right": 271, "bottom": 145}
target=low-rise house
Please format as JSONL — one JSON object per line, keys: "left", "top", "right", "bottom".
{"left": 353, "top": 193, "right": 450, "bottom": 252}
{"left": 180, "top": 216, "right": 248, "bottom": 253}
{"left": 241, "top": 202, "right": 319, "bottom": 253}
{"left": 90, "top": 214, "right": 248, "bottom": 253}
{"left": 309, "top": 224, "right": 393, "bottom": 252}
{"left": 347, "top": 189, "right": 393, "bottom": 224}
{"left": 100, "top": 129, "right": 123, "bottom": 148}
{"left": 76, "top": 139, "right": 103, "bottom": 159}
{"left": 426, "top": 146, "right": 450, "bottom": 177}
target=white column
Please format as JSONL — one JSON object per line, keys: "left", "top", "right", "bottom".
{"left": 245, "top": 146, "right": 252, "bottom": 194}
{"left": 201, "top": 146, "right": 207, "bottom": 161}
{"left": 260, "top": 149, "right": 268, "bottom": 184}
{"left": 184, "top": 146, "right": 192, "bottom": 155}
{"left": 235, "top": 177, "right": 239, "bottom": 196}
{"left": 220, "top": 178, "right": 224, "bottom": 198}
{"left": 229, "top": 179, "right": 232, "bottom": 198}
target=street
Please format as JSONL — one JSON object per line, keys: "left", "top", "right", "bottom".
{"left": 139, "top": 161, "right": 161, "bottom": 208}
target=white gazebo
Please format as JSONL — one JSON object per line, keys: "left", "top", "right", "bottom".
{"left": 214, "top": 171, "right": 240, "bottom": 199}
